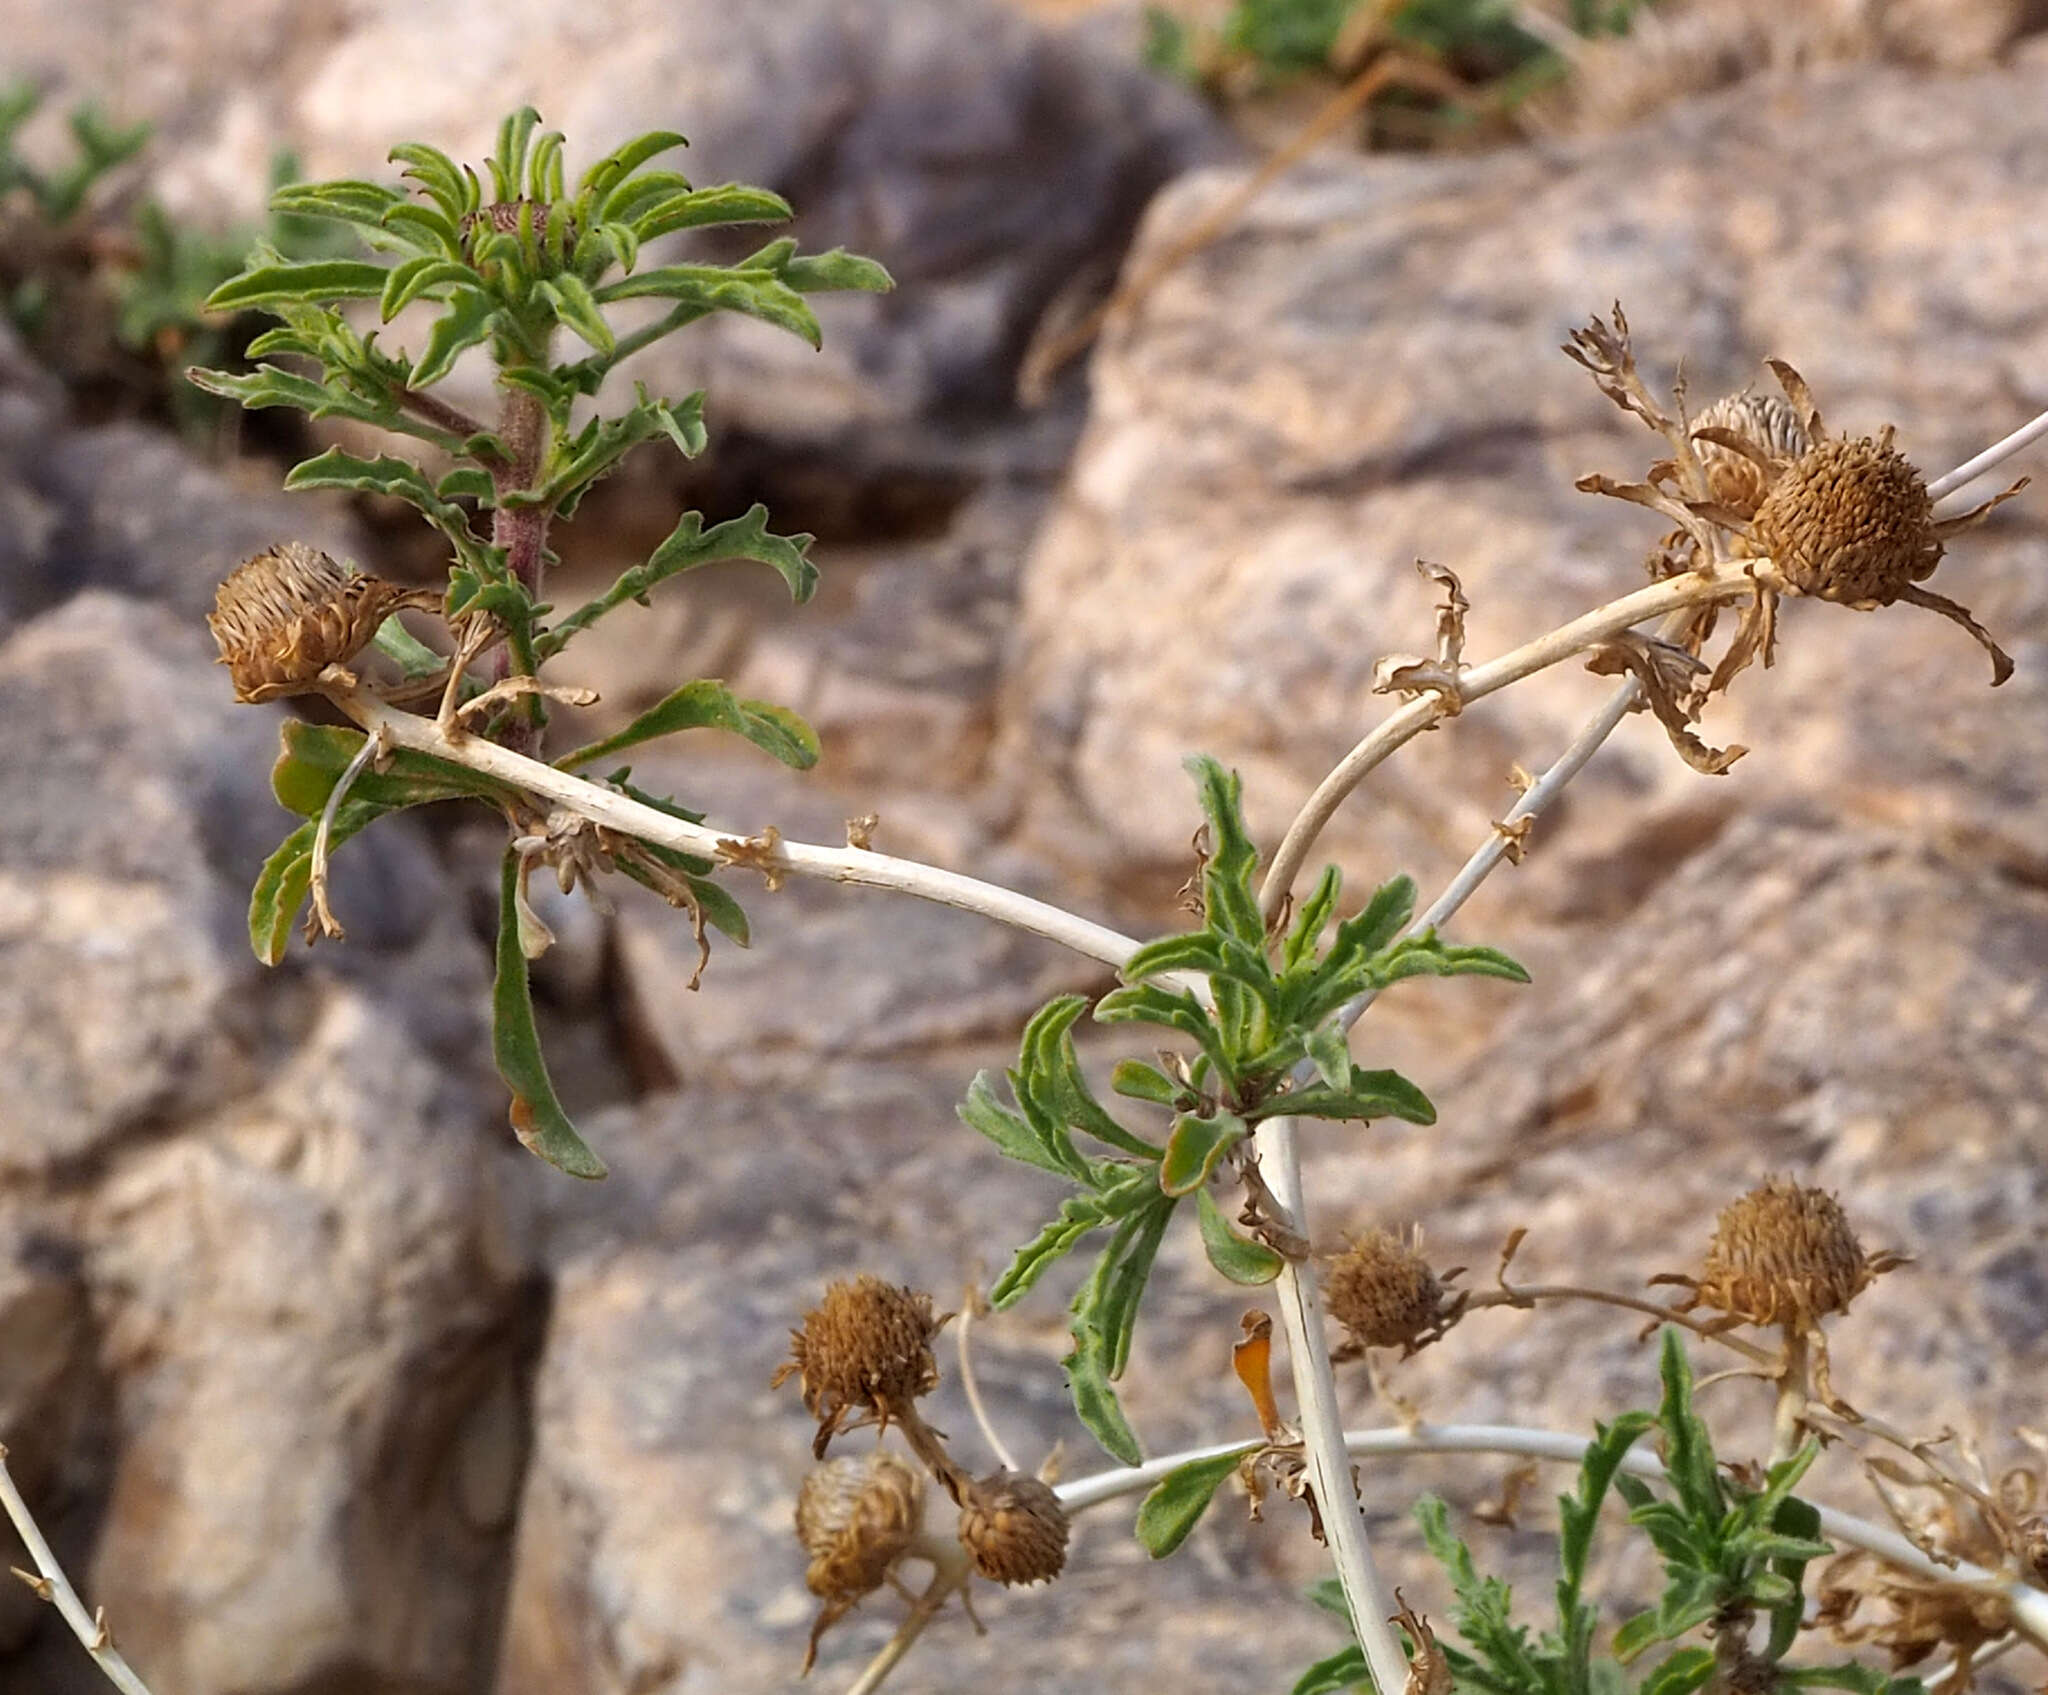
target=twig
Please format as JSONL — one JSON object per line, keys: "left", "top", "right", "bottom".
{"left": 844, "top": 1566, "right": 968, "bottom": 1695}
{"left": 307, "top": 721, "right": 390, "bottom": 943}
{"left": 331, "top": 687, "right": 1150, "bottom": 972}
{"left": 1927, "top": 401, "right": 2048, "bottom": 504}
{"left": 1253, "top": 1114, "right": 1415, "bottom": 1695}
{"left": 0, "top": 1446, "right": 155, "bottom": 1695}
{"left": 1052, "top": 1421, "right": 2048, "bottom": 1647}
{"left": 1257, "top": 559, "right": 1776, "bottom": 919}
{"left": 956, "top": 1287, "right": 1021, "bottom": 1476}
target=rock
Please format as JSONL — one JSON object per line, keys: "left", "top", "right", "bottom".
{"left": 82, "top": 989, "right": 532, "bottom": 1695}
{"left": 496, "top": 1062, "right": 1333, "bottom": 1695}
{"left": 16, "top": 0, "right": 1224, "bottom": 488}
{"left": 998, "top": 59, "right": 2048, "bottom": 934}
{"left": 0, "top": 404, "right": 368, "bottom": 641}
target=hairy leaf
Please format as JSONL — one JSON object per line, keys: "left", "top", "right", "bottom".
{"left": 1159, "top": 1110, "right": 1246, "bottom": 1197}
{"left": 557, "top": 678, "right": 819, "bottom": 772}
{"left": 1195, "top": 1187, "right": 1284, "bottom": 1284}
{"left": 206, "top": 257, "right": 391, "bottom": 312}
{"left": 1136, "top": 1447, "right": 1253, "bottom": 1558}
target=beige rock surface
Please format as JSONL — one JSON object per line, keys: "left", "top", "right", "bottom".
{"left": 998, "top": 58, "right": 2048, "bottom": 935}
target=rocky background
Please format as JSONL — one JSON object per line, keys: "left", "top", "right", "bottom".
{"left": 4, "top": 2, "right": 2048, "bottom": 1692}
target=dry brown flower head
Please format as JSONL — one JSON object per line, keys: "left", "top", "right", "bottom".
{"left": 1324, "top": 1225, "right": 1467, "bottom": 1359}
{"left": 773, "top": 1276, "right": 947, "bottom": 1459}
{"left": 207, "top": 543, "right": 425, "bottom": 703}
{"left": 1569, "top": 310, "right": 2027, "bottom": 703}
{"left": 794, "top": 1450, "right": 926, "bottom": 1674}
{"left": 957, "top": 1469, "right": 1069, "bottom": 1587}
{"left": 1689, "top": 1178, "right": 1904, "bottom": 1331}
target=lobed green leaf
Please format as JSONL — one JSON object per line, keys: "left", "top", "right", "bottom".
{"left": 490, "top": 850, "right": 607, "bottom": 1179}
{"left": 556, "top": 678, "right": 819, "bottom": 773}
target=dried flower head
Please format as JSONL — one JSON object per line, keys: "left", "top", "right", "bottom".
{"left": 958, "top": 1469, "right": 1069, "bottom": 1586}
{"left": 1693, "top": 390, "right": 1810, "bottom": 510}
{"left": 1325, "top": 1226, "right": 1466, "bottom": 1358}
{"left": 772, "top": 1276, "right": 946, "bottom": 1458}
{"left": 794, "top": 1450, "right": 926, "bottom": 1674}
{"left": 1752, "top": 430, "right": 1944, "bottom": 607}
{"left": 207, "top": 543, "right": 419, "bottom": 703}
{"left": 1677, "top": 1178, "right": 1905, "bottom": 1331}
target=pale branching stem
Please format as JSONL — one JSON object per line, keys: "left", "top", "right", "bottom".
{"left": 1052, "top": 1422, "right": 2048, "bottom": 1649}
{"left": 844, "top": 1565, "right": 967, "bottom": 1695}
{"left": 1253, "top": 1114, "right": 1414, "bottom": 1695}
{"left": 1258, "top": 559, "right": 1776, "bottom": 919}
{"left": 1927, "top": 401, "right": 2048, "bottom": 504}
{"left": 955, "top": 1293, "right": 1021, "bottom": 1476}
{"left": 0, "top": 1445, "right": 155, "bottom": 1695}
{"left": 308, "top": 722, "right": 390, "bottom": 942}
{"left": 1462, "top": 1282, "right": 1776, "bottom": 1366}
{"left": 1770, "top": 1326, "right": 1812, "bottom": 1467}
{"left": 333, "top": 689, "right": 1150, "bottom": 971}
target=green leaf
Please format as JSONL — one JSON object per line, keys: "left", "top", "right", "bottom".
{"left": 489, "top": 107, "right": 541, "bottom": 205}
{"left": 959, "top": 1071, "right": 1086, "bottom": 1183}
{"left": 1305, "top": 1023, "right": 1351, "bottom": 1089}
{"left": 390, "top": 141, "right": 471, "bottom": 221}
{"left": 1110, "top": 1060, "right": 1183, "bottom": 1108}
{"left": 1159, "top": 1110, "right": 1246, "bottom": 1197}
{"left": 780, "top": 247, "right": 895, "bottom": 294}
{"left": 537, "top": 273, "right": 614, "bottom": 355}
{"left": 1416, "top": 1494, "right": 1543, "bottom": 1693}
{"left": 270, "top": 722, "right": 513, "bottom": 818}
{"left": 1764, "top": 1493, "right": 1826, "bottom": 1658}
{"left": 1016, "top": 996, "right": 1163, "bottom": 1160}
{"left": 1064, "top": 1195, "right": 1174, "bottom": 1464}
{"left": 593, "top": 262, "right": 822, "bottom": 347}
{"left": 1557, "top": 1411, "right": 1654, "bottom": 1620}
{"left": 1781, "top": 1669, "right": 1925, "bottom": 1695}
{"left": 1135, "top": 1447, "right": 1252, "bottom": 1557}
{"left": 1184, "top": 755, "right": 1265, "bottom": 949}
{"left": 991, "top": 1192, "right": 1111, "bottom": 1308}
{"left": 630, "top": 182, "right": 792, "bottom": 240}
{"left": 1638, "top": 1647, "right": 1716, "bottom": 1695}
{"left": 538, "top": 503, "right": 816, "bottom": 658}
{"left": 491, "top": 850, "right": 607, "bottom": 1180}
{"left": 270, "top": 177, "right": 406, "bottom": 230}
{"left": 1121, "top": 931, "right": 1225, "bottom": 982}
{"left": 1323, "top": 875, "right": 1417, "bottom": 979}
{"left": 409, "top": 286, "right": 500, "bottom": 387}
{"left": 436, "top": 465, "right": 496, "bottom": 502}
{"left": 1247, "top": 1066, "right": 1436, "bottom": 1126}
{"left": 1195, "top": 1187, "right": 1285, "bottom": 1284}
{"left": 556, "top": 678, "right": 818, "bottom": 773}
{"left": 578, "top": 129, "right": 689, "bottom": 204}
{"left": 205, "top": 258, "right": 391, "bottom": 312}
{"left": 1290, "top": 1646, "right": 1371, "bottom": 1695}
{"left": 371, "top": 613, "right": 449, "bottom": 680}
{"left": 381, "top": 200, "right": 465, "bottom": 259}
{"left": 247, "top": 805, "right": 382, "bottom": 966}
{"left": 1282, "top": 865, "right": 1342, "bottom": 973}
{"left": 380, "top": 255, "right": 475, "bottom": 319}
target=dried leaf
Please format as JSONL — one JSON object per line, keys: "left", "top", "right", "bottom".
{"left": 1586, "top": 632, "right": 1747, "bottom": 775}
{"left": 714, "top": 825, "right": 786, "bottom": 890}
{"left": 1395, "top": 1592, "right": 1454, "bottom": 1695}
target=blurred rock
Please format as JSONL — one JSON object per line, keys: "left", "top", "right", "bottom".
{"left": 998, "top": 58, "right": 2048, "bottom": 931}
{"left": 17, "top": 0, "right": 1224, "bottom": 492}
{"left": 84, "top": 991, "right": 532, "bottom": 1695}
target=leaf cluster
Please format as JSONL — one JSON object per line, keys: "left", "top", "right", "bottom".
{"left": 959, "top": 755, "right": 1525, "bottom": 1462}
{"left": 1285, "top": 1332, "right": 1924, "bottom": 1695}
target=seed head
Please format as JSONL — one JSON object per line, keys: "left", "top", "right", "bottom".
{"left": 1693, "top": 391, "right": 1809, "bottom": 511}
{"left": 1752, "top": 434, "right": 1940, "bottom": 607}
{"left": 1694, "top": 1178, "right": 1898, "bottom": 1328}
{"left": 793, "top": 1450, "right": 925, "bottom": 1673}
{"left": 1325, "top": 1226, "right": 1463, "bottom": 1356}
{"left": 207, "top": 543, "right": 412, "bottom": 703}
{"left": 958, "top": 1469, "right": 1069, "bottom": 1587}
{"left": 772, "top": 1276, "right": 945, "bottom": 1458}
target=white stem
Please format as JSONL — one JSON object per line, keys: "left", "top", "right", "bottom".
{"left": 1927, "top": 402, "right": 2048, "bottom": 504}
{"left": 1259, "top": 559, "right": 1771, "bottom": 915}
{"left": 0, "top": 1447, "right": 155, "bottom": 1695}
{"left": 1054, "top": 1421, "right": 2048, "bottom": 1649}
{"left": 336, "top": 691, "right": 1147, "bottom": 972}
{"left": 1254, "top": 1115, "right": 1414, "bottom": 1695}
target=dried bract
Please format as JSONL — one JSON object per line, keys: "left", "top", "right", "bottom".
{"left": 1693, "top": 390, "right": 1810, "bottom": 510}
{"left": 207, "top": 543, "right": 420, "bottom": 703}
{"left": 773, "top": 1276, "right": 947, "bottom": 1459}
{"left": 957, "top": 1469, "right": 1069, "bottom": 1586}
{"left": 1325, "top": 1226, "right": 1467, "bottom": 1358}
{"left": 794, "top": 1450, "right": 927, "bottom": 1674}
